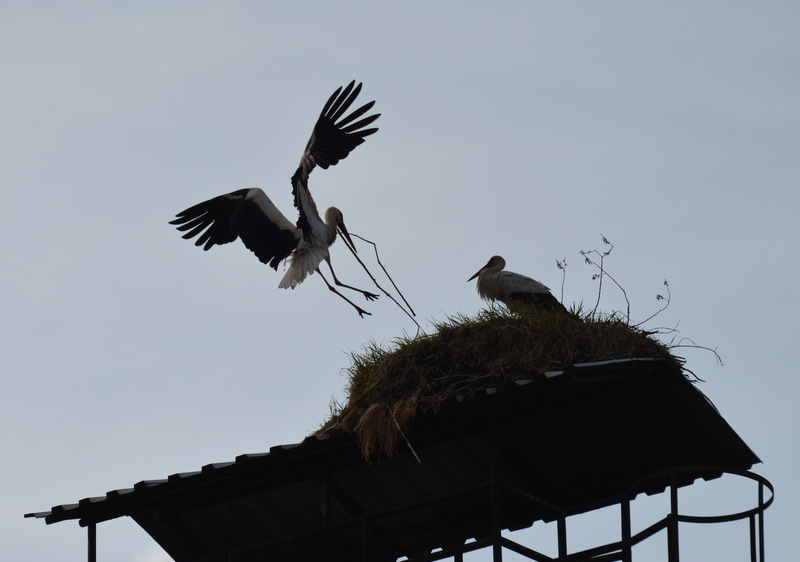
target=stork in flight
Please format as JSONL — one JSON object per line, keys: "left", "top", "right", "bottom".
{"left": 468, "top": 255, "right": 567, "bottom": 313}
{"left": 170, "top": 81, "right": 380, "bottom": 317}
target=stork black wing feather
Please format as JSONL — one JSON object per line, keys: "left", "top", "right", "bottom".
{"left": 508, "top": 291, "right": 567, "bottom": 312}
{"left": 171, "top": 188, "right": 299, "bottom": 270}
{"left": 235, "top": 203, "right": 299, "bottom": 269}
{"left": 306, "top": 82, "right": 381, "bottom": 171}
{"left": 327, "top": 81, "right": 359, "bottom": 122}
{"left": 291, "top": 82, "right": 381, "bottom": 234}
{"left": 169, "top": 189, "right": 249, "bottom": 249}
{"left": 337, "top": 100, "right": 375, "bottom": 127}
{"left": 318, "top": 84, "right": 345, "bottom": 118}
{"left": 342, "top": 117, "right": 379, "bottom": 135}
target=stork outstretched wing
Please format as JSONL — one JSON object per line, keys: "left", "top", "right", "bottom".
{"left": 292, "top": 81, "right": 380, "bottom": 242}
{"left": 170, "top": 188, "right": 300, "bottom": 270}
{"left": 170, "top": 82, "right": 381, "bottom": 317}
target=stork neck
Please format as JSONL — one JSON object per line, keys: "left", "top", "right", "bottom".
{"left": 326, "top": 226, "right": 338, "bottom": 246}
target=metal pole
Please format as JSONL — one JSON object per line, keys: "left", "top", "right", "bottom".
{"left": 621, "top": 499, "right": 632, "bottom": 562}
{"left": 490, "top": 427, "right": 502, "bottom": 562}
{"left": 491, "top": 493, "right": 502, "bottom": 562}
{"left": 557, "top": 517, "right": 567, "bottom": 561}
{"left": 668, "top": 473, "right": 679, "bottom": 562}
{"left": 88, "top": 523, "right": 96, "bottom": 562}
{"left": 758, "top": 482, "right": 765, "bottom": 562}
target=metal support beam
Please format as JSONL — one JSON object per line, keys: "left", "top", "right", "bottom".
{"left": 621, "top": 499, "right": 632, "bottom": 562}
{"left": 69, "top": 464, "right": 772, "bottom": 562}
{"left": 668, "top": 473, "right": 680, "bottom": 562}
{"left": 88, "top": 522, "right": 96, "bottom": 562}
{"left": 489, "top": 426, "right": 502, "bottom": 562}
{"left": 557, "top": 517, "right": 567, "bottom": 561}
{"left": 758, "top": 482, "right": 765, "bottom": 562}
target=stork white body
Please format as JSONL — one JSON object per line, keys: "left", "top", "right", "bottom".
{"left": 468, "top": 255, "right": 566, "bottom": 312}
{"left": 170, "top": 82, "right": 380, "bottom": 316}
{"left": 278, "top": 206, "right": 344, "bottom": 289}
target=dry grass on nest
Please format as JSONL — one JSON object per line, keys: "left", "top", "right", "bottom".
{"left": 315, "top": 306, "right": 683, "bottom": 459}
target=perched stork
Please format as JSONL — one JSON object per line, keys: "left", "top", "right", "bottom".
{"left": 170, "top": 81, "right": 380, "bottom": 317}
{"left": 468, "top": 255, "right": 567, "bottom": 312}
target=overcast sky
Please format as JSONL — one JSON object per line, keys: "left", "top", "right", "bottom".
{"left": 3, "top": 2, "right": 798, "bottom": 560}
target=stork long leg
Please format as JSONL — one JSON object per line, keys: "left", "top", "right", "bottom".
{"left": 325, "top": 260, "right": 379, "bottom": 301}
{"left": 316, "top": 269, "right": 372, "bottom": 317}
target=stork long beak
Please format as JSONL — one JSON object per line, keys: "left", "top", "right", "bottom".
{"left": 468, "top": 259, "right": 491, "bottom": 282}
{"left": 467, "top": 267, "right": 484, "bottom": 282}
{"left": 337, "top": 220, "right": 358, "bottom": 255}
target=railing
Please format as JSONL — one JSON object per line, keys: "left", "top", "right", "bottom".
{"left": 406, "top": 465, "right": 774, "bottom": 562}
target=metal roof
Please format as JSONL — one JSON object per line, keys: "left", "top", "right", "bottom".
{"left": 26, "top": 358, "right": 760, "bottom": 561}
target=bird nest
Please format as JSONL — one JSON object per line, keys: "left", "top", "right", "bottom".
{"left": 315, "top": 307, "right": 683, "bottom": 460}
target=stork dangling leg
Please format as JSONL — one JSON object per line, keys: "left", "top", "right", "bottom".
{"left": 315, "top": 267, "right": 372, "bottom": 317}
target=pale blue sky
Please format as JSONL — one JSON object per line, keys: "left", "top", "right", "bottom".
{"left": 4, "top": 2, "right": 798, "bottom": 560}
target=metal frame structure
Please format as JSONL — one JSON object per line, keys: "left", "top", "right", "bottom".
{"left": 397, "top": 465, "right": 773, "bottom": 562}
{"left": 77, "top": 464, "right": 774, "bottom": 562}
{"left": 26, "top": 359, "right": 772, "bottom": 561}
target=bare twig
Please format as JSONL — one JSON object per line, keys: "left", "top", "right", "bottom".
{"left": 388, "top": 407, "right": 422, "bottom": 463}
{"left": 581, "top": 236, "right": 630, "bottom": 322}
{"left": 671, "top": 337, "right": 724, "bottom": 366}
{"left": 556, "top": 257, "right": 567, "bottom": 305}
{"left": 344, "top": 232, "right": 421, "bottom": 334}
{"left": 351, "top": 233, "right": 416, "bottom": 316}
{"left": 634, "top": 280, "right": 671, "bottom": 328}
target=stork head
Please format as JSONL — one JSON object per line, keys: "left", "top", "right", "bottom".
{"left": 325, "top": 207, "right": 357, "bottom": 254}
{"left": 468, "top": 255, "right": 506, "bottom": 282}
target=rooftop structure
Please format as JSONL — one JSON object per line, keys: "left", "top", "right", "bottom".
{"left": 26, "top": 358, "right": 771, "bottom": 561}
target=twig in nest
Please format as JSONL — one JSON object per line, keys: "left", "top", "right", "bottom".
{"left": 345, "top": 232, "right": 420, "bottom": 334}
{"left": 672, "top": 337, "right": 723, "bottom": 366}
{"left": 634, "top": 279, "right": 671, "bottom": 328}
{"left": 581, "top": 235, "right": 631, "bottom": 323}
{"left": 388, "top": 406, "right": 422, "bottom": 464}
{"left": 556, "top": 257, "right": 567, "bottom": 304}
